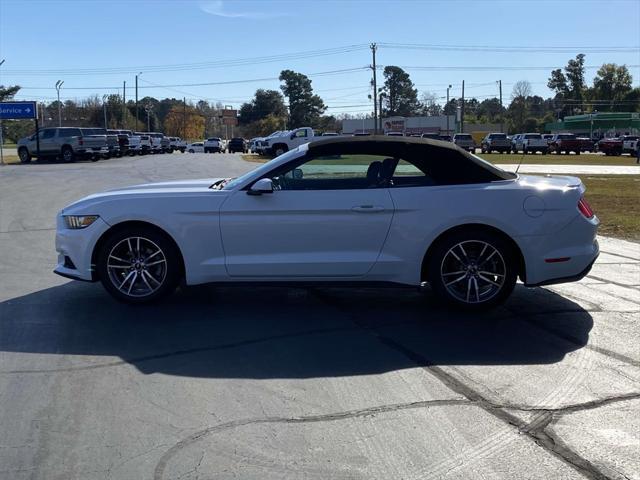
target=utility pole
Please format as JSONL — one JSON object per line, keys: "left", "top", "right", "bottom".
{"left": 135, "top": 72, "right": 141, "bottom": 130}
{"left": 498, "top": 80, "right": 503, "bottom": 133}
{"left": 460, "top": 80, "right": 465, "bottom": 134}
{"left": 370, "top": 43, "right": 378, "bottom": 135}
{"left": 446, "top": 84, "right": 452, "bottom": 136}
{"left": 183, "top": 97, "right": 186, "bottom": 139}
{"left": 102, "top": 94, "right": 108, "bottom": 129}
{"left": 55, "top": 80, "right": 64, "bottom": 126}
{"left": 378, "top": 92, "right": 386, "bottom": 133}
{"left": 122, "top": 81, "right": 126, "bottom": 129}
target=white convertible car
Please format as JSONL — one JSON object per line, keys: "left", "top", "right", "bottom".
{"left": 55, "top": 136, "right": 599, "bottom": 309}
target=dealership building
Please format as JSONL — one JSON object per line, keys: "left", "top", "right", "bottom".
{"left": 341, "top": 115, "right": 457, "bottom": 136}
{"left": 545, "top": 112, "right": 640, "bottom": 138}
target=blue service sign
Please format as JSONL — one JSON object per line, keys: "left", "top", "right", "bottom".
{"left": 0, "top": 101, "right": 38, "bottom": 120}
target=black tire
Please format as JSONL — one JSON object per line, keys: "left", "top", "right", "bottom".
{"left": 426, "top": 229, "right": 517, "bottom": 310}
{"left": 188, "top": 149, "right": 194, "bottom": 153}
{"left": 273, "top": 144, "right": 288, "bottom": 157}
{"left": 180, "top": 148, "right": 185, "bottom": 153}
{"left": 96, "top": 226, "right": 181, "bottom": 304}
{"left": 61, "top": 146, "right": 75, "bottom": 163}
{"left": 18, "top": 148, "right": 31, "bottom": 164}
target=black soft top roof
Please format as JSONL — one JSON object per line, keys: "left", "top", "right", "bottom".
{"left": 307, "top": 135, "right": 514, "bottom": 182}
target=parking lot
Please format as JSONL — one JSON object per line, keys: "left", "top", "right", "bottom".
{"left": 0, "top": 153, "right": 639, "bottom": 479}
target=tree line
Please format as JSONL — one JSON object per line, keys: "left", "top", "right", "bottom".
{"left": 1, "top": 54, "right": 638, "bottom": 142}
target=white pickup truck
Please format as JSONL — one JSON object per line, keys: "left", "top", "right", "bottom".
{"left": 266, "top": 127, "right": 315, "bottom": 157}
{"left": 169, "top": 137, "right": 187, "bottom": 153}
{"left": 520, "top": 133, "right": 549, "bottom": 154}
{"left": 133, "top": 132, "right": 152, "bottom": 154}
{"left": 621, "top": 135, "right": 639, "bottom": 155}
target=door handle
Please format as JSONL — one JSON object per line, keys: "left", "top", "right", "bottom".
{"left": 351, "top": 205, "right": 385, "bottom": 213}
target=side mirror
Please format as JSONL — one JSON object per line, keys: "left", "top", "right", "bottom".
{"left": 247, "top": 178, "right": 274, "bottom": 196}
{"left": 290, "top": 133, "right": 296, "bottom": 140}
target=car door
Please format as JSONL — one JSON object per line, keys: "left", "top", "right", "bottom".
{"left": 38, "top": 128, "right": 58, "bottom": 154}
{"left": 219, "top": 152, "right": 395, "bottom": 277}
{"left": 290, "top": 128, "right": 311, "bottom": 149}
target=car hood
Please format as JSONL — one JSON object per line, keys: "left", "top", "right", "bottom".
{"left": 62, "top": 178, "right": 226, "bottom": 214}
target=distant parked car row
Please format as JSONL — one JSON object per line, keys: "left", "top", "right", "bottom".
{"left": 17, "top": 127, "right": 188, "bottom": 163}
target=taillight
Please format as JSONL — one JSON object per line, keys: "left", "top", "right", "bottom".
{"left": 78, "top": 136, "right": 84, "bottom": 146}
{"left": 578, "top": 197, "right": 594, "bottom": 219}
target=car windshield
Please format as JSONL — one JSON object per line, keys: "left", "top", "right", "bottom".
{"left": 221, "top": 146, "right": 306, "bottom": 190}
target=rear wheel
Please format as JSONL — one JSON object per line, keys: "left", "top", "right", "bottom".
{"left": 426, "top": 230, "right": 517, "bottom": 310}
{"left": 97, "top": 227, "right": 181, "bottom": 304}
{"left": 18, "top": 148, "right": 31, "bottom": 164}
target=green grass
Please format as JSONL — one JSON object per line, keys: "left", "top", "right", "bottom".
{"left": 581, "top": 175, "right": 640, "bottom": 241}
{"left": 1, "top": 154, "right": 19, "bottom": 164}
{"left": 483, "top": 152, "right": 636, "bottom": 166}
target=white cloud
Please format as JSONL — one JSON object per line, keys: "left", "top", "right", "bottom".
{"left": 198, "top": 0, "right": 291, "bottom": 19}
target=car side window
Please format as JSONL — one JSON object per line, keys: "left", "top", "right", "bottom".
{"left": 390, "top": 159, "right": 435, "bottom": 188}
{"left": 41, "top": 129, "right": 56, "bottom": 139}
{"left": 271, "top": 154, "right": 391, "bottom": 191}
{"left": 295, "top": 130, "right": 307, "bottom": 138}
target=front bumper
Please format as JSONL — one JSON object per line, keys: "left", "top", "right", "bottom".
{"left": 54, "top": 215, "right": 111, "bottom": 281}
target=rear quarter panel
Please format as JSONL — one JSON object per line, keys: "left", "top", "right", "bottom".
{"left": 370, "top": 177, "right": 585, "bottom": 285}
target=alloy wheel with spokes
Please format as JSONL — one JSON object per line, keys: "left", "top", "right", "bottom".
{"left": 440, "top": 240, "right": 506, "bottom": 304}
{"left": 98, "top": 227, "right": 180, "bottom": 303}
{"left": 427, "top": 230, "right": 517, "bottom": 310}
{"left": 107, "top": 236, "right": 167, "bottom": 298}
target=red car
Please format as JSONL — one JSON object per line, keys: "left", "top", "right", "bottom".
{"left": 597, "top": 137, "right": 623, "bottom": 156}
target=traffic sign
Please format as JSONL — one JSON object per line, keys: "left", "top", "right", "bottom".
{"left": 0, "top": 101, "right": 38, "bottom": 120}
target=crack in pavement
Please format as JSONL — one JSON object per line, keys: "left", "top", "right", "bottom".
{"left": 587, "top": 274, "right": 640, "bottom": 290}
{"left": 598, "top": 250, "right": 640, "bottom": 262}
{"left": 153, "top": 398, "right": 473, "bottom": 479}
{"left": 307, "top": 289, "right": 626, "bottom": 480}
{"left": 507, "top": 307, "right": 640, "bottom": 368}
{"left": 151, "top": 390, "right": 640, "bottom": 479}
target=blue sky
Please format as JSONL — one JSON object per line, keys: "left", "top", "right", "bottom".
{"left": 1, "top": 0, "right": 639, "bottom": 115}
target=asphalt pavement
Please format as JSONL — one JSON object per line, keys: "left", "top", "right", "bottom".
{"left": 1, "top": 152, "right": 639, "bottom": 480}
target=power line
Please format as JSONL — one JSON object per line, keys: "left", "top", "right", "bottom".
{"left": 3, "top": 45, "right": 370, "bottom": 76}
{"left": 17, "top": 67, "right": 369, "bottom": 91}
{"left": 391, "top": 64, "right": 640, "bottom": 71}
{"left": 379, "top": 42, "right": 640, "bottom": 53}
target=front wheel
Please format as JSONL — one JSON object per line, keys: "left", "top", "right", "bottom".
{"left": 97, "top": 227, "right": 181, "bottom": 304}
{"left": 18, "top": 148, "right": 31, "bottom": 164}
{"left": 426, "top": 230, "right": 517, "bottom": 310}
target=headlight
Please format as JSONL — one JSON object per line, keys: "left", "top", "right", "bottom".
{"left": 64, "top": 215, "right": 99, "bottom": 229}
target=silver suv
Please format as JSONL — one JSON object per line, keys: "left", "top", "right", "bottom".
{"left": 17, "top": 127, "right": 108, "bottom": 163}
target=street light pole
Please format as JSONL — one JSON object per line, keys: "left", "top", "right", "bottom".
{"left": 446, "top": 84, "right": 452, "bottom": 136}
{"left": 55, "top": 80, "right": 64, "bottom": 127}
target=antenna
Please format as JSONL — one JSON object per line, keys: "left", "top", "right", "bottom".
{"left": 515, "top": 143, "right": 525, "bottom": 174}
